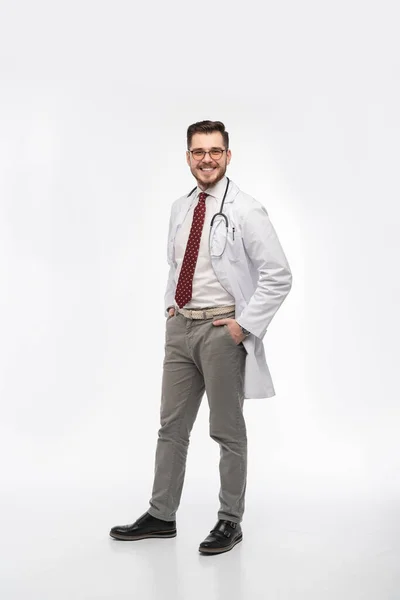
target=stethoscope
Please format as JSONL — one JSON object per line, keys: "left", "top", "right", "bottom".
{"left": 187, "top": 177, "right": 232, "bottom": 253}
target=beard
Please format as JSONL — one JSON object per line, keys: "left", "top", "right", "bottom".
{"left": 190, "top": 161, "right": 227, "bottom": 189}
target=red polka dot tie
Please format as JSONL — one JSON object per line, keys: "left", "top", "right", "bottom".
{"left": 175, "top": 192, "right": 208, "bottom": 309}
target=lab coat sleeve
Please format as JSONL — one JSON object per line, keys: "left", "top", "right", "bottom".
{"left": 236, "top": 203, "right": 292, "bottom": 340}
{"left": 164, "top": 205, "right": 177, "bottom": 317}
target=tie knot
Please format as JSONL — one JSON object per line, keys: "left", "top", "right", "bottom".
{"left": 198, "top": 192, "right": 208, "bottom": 203}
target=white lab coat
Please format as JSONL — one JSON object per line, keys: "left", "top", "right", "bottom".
{"left": 164, "top": 178, "right": 292, "bottom": 399}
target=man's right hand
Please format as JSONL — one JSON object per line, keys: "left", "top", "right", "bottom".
{"left": 168, "top": 307, "right": 175, "bottom": 317}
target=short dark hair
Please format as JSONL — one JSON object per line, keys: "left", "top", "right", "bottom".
{"left": 187, "top": 120, "right": 229, "bottom": 150}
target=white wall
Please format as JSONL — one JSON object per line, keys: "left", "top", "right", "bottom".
{"left": 0, "top": 1, "right": 399, "bottom": 597}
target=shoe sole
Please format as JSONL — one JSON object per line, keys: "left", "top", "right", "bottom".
{"left": 198, "top": 533, "right": 243, "bottom": 554}
{"left": 109, "top": 530, "right": 177, "bottom": 541}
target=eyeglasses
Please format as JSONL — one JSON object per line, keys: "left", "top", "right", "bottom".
{"left": 189, "top": 148, "right": 226, "bottom": 161}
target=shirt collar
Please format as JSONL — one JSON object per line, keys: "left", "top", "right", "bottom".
{"left": 196, "top": 175, "right": 228, "bottom": 200}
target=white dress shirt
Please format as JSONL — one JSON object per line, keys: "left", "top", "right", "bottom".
{"left": 174, "top": 176, "right": 235, "bottom": 308}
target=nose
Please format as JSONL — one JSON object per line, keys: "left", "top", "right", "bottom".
{"left": 200, "top": 152, "right": 217, "bottom": 167}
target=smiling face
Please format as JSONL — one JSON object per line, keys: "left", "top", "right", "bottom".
{"left": 186, "top": 131, "right": 232, "bottom": 191}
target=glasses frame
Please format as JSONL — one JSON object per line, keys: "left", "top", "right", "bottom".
{"left": 188, "top": 148, "right": 227, "bottom": 161}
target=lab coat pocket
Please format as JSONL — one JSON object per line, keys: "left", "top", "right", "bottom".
{"left": 226, "top": 227, "right": 242, "bottom": 262}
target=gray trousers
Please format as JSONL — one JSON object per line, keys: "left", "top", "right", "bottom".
{"left": 147, "top": 308, "right": 247, "bottom": 524}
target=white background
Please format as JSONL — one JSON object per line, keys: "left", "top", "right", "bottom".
{"left": 0, "top": 1, "right": 399, "bottom": 598}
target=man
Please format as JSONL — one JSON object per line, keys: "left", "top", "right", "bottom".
{"left": 110, "top": 120, "right": 292, "bottom": 554}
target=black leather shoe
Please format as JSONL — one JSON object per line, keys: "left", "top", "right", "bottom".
{"left": 109, "top": 511, "right": 177, "bottom": 540}
{"left": 198, "top": 519, "right": 242, "bottom": 554}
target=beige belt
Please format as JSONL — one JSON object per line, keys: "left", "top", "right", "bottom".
{"left": 176, "top": 305, "right": 235, "bottom": 320}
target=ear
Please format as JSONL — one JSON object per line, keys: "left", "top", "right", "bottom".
{"left": 226, "top": 149, "right": 232, "bottom": 165}
{"left": 186, "top": 150, "right": 191, "bottom": 166}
